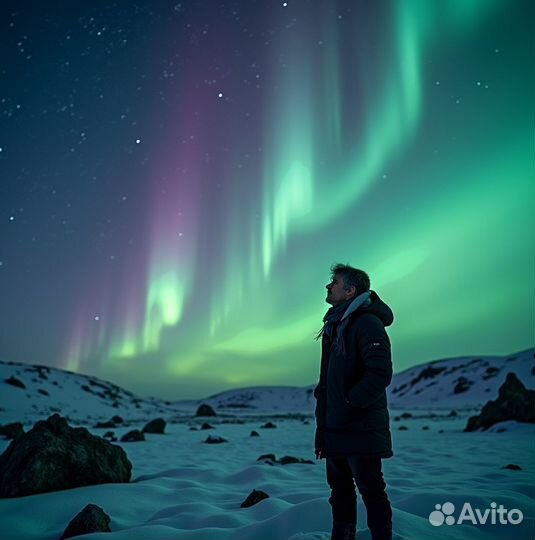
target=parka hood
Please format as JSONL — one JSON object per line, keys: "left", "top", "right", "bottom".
{"left": 358, "top": 290, "right": 394, "bottom": 327}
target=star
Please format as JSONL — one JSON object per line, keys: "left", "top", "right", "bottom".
{"left": 218, "top": 92, "right": 224, "bottom": 98}
{"left": 135, "top": 139, "right": 141, "bottom": 144}
{"left": 94, "top": 316, "right": 100, "bottom": 321}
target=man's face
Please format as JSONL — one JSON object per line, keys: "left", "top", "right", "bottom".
{"left": 325, "top": 273, "right": 356, "bottom": 305}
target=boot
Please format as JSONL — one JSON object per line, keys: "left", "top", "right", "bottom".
{"left": 330, "top": 521, "right": 356, "bottom": 540}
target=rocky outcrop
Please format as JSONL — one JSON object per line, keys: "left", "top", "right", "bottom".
{"left": 465, "top": 373, "right": 535, "bottom": 431}
{"left": 196, "top": 404, "right": 217, "bottom": 417}
{"left": 61, "top": 504, "right": 111, "bottom": 539}
{"left": 0, "top": 414, "right": 131, "bottom": 498}
{"left": 142, "top": 418, "right": 166, "bottom": 434}
{"left": 4, "top": 376, "right": 25, "bottom": 389}
{"left": 0, "top": 422, "right": 24, "bottom": 440}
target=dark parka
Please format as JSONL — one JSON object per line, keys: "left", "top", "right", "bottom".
{"left": 314, "top": 291, "right": 394, "bottom": 458}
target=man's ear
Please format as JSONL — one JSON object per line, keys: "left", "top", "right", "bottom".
{"left": 346, "top": 286, "right": 357, "bottom": 298}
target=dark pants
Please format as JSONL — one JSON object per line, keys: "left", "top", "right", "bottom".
{"left": 326, "top": 456, "right": 392, "bottom": 540}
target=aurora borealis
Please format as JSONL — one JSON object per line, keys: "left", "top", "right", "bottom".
{"left": 1, "top": 1, "right": 533, "bottom": 399}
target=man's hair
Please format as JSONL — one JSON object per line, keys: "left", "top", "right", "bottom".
{"left": 331, "top": 263, "right": 370, "bottom": 296}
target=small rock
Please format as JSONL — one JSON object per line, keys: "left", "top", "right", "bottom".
{"left": 448, "top": 410, "right": 459, "bottom": 417}
{"left": 278, "top": 455, "right": 314, "bottom": 465}
{"left": 250, "top": 430, "right": 260, "bottom": 437}
{"left": 103, "top": 431, "right": 115, "bottom": 439}
{"left": 111, "top": 416, "right": 124, "bottom": 424}
{"left": 260, "top": 422, "right": 276, "bottom": 429}
{"left": 400, "top": 412, "right": 413, "bottom": 419}
{"left": 302, "top": 420, "right": 310, "bottom": 425}
{"left": 95, "top": 421, "right": 116, "bottom": 429}
{"left": 201, "top": 423, "right": 214, "bottom": 430}
{"left": 203, "top": 435, "right": 227, "bottom": 444}
{"left": 120, "top": 430, "right": 145, "bottom": 442}
{"left": 240, "top": 489, "right": 269, "bottom": 508}
{"left": 4, "top": 376, "right": 25, "bottom": 390}
{"left": 196, "top": 404, "right": 217, "bottom": 417}
{"left": 189, "top": 426, "right": 198, "bottom": 431}
{"left": 503, "top": 463, "right": 522, "bottom": 470}
{"left": 61, "top": 503, "right": 111, "bottom": 539}
{"left": 422, "top": 426, "right": 429, "bottom": 430}
{"left": 453, "top": 377, "right": 473, "bottom": 394}
{"left": 142, "top": 418, "right": 166, "bottom": 434}
{"left": 398, "top": 426, "right": 408, "bottom": 431}
{"left": 257, "top": 453, "right": 276, "bottom": 462}
{"left": 37, "top": 389, "right": 49, "bottom": 396}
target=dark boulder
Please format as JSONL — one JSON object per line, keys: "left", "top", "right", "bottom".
{"left": 61, "top": 504, "right": 111, "bottom": 539}
{"left": 0, "top": 414, "right": 131, "bottom": 498}
{"left": 250, "top": 430, "right": 260, "bottom": 437}
{"left": 503, "top": 464, "right": 522, "bottom": 470}
{"left": 0, "top": 422, "right": 24, "bottom": 440}
{"left": 120, "top": 430, "right": 145, "bottom": 442}
{"left": 257, "top": 453, "right": 276, "bottom": 462}
{"left": 260, "top": 422, "right": 276, "bottom": 429}
{"left": 465, "top": 373, "right": 535, "bottom": 431}
{"left": 111, "top": 416, "right": 124, "bottom": 424}
{"left": 142, "top": 418, "right": 166, "bottom": 434}
{"left": 196, "top": 404, "right": 216, "bottom": 417}
{"left": 240, "top": 489, "right": 269, "bottom": 508}
{"left": 200, "top": 422, "right": 214, "bottom": 430}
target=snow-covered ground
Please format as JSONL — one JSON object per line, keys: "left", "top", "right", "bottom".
{"left": 0, "top": 349, "right": 534, "bottom": 540}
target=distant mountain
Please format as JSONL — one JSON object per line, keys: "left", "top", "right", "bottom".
{"left": 1, "top": 348, "right": 533, "bottom": 427}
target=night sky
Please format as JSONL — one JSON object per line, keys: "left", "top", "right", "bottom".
{"left": 1, "top": 1, "right": 533, "bottom": 400}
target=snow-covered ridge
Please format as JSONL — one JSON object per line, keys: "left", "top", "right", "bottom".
{"left": 1, "top": 348, "right": 533, "bottom": 426}
{"left": 388, "top": 348, "right": 534, "bottom": 410}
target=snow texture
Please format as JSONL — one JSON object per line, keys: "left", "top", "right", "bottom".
{"left": 0, "top": 349, "right": 533, "bottom": 539}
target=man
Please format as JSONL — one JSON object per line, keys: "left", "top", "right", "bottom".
{"left": 314, "top": 264, "right": 394, "bottom": 540}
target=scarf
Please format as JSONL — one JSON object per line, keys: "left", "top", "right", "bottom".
{"left": 319, "top": 291, "right": 372, "bottom": 354}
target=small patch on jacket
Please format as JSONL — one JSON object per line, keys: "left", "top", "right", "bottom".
{"left": 372, "top": 342, "right": 381, "bottom": 346}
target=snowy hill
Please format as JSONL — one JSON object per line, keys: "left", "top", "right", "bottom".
{"left": 0, "top": 361, "right": 183, "bottom": 426}
{"left": 388, "top": 348, "right": 534, "bottom": 410}
{"left": 182, "top": 348, "right": 534, "bottom": 412}
{"left": 1, "top": 348, "right": 533, "bottom": 427}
